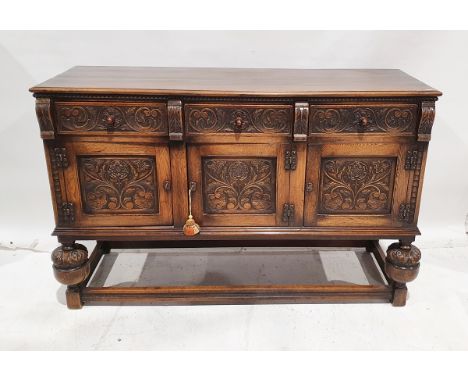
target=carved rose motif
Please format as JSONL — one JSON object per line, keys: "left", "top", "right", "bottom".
{"left": 108, "top": 161, "right": 131, "bottom": 184}
{"left": 228, "top": 161, "right": 250, "bottom": 181}
{"left": 344, "top": 162, "right": 368, "bottom": 182}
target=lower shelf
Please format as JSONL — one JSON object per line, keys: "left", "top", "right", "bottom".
{"left": 69, "top": 240, "right": 396, "bottom": 307}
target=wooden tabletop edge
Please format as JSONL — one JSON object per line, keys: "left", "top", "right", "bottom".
{"left": 29, "top": 86, "right": 442, "bottom": 97}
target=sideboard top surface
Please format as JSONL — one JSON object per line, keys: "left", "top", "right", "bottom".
{"left": 30, "top": 66, "right": 442, "bottom": 97}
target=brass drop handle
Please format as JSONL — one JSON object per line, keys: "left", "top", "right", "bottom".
{"left": 183, "top": 181, "right": 200, "bottom": 236}
{"left": 188, "top": 181, "right": 196, "bottom": 212}
{"left": 163, "top": 180, "right": 171, "bottom": 192}
{"left": 234, "top": 116, "right": 244, "bottom": 129}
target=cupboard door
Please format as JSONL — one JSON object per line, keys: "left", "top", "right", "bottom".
{"left": 187, "top": 144, "right": 290, "bottom": 227}
{"left": 304, "top": 142, "right": 411, "bottom": 227}
{"left": 63, "top": 142, "right": 172, "bottom": 226}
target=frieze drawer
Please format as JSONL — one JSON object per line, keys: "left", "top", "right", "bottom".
{"left": 184, "top": 103, "right": 293, "bottom": 136}
{"left": 55, "top": 101, "right": 168, "bottom": 135}
{"left": 309, "top": 104, "right": 418, "bottom": 135}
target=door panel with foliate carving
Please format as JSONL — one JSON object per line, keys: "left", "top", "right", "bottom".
{"left": 304, "top": 142, "right": 412, "bottom": 227}
{"left": 187, "top": 144, "right": 290, "bottom": 227}
{"left": 62, "top": 142, "right": 173, "bottom": 226}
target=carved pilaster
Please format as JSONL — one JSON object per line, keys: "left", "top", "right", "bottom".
{"left": 168, "top": 99, "right": 184, "bottom": 141}
{"left": 293, "top": 102, "right": 309, "bottom": 141}
{"left": 49, "top": 145, "right": 66, "bottom": 224}
{"left": 418, "top": 101, "right": 435, "bottom": 142}
{"left": 35, "top": 98, "right": 55, "bottom": 139}
{"left": 51, "top": 243, "right": 90, "bottom": 286}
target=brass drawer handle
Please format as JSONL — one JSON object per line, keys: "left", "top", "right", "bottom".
{"left": 163, "top": 180, "right": 171, "bottom": 192}
{"left": 183, "top": 181, "right": 200, "bottom": 236}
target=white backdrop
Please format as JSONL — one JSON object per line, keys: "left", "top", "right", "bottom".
{"left": 0, "top": 30, "right": 467, "bottom": 248}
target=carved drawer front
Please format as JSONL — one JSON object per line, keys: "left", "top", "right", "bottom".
{"left": 304, "top": 142, "right": 413, "bottom": 227}
{"left": 55, "top": 101, "right": 168, "bottom": 135}
{"left": 187, "top": 144, "right": 290, "bottom": 227}
{"left": 309, "top": 104, "right": 418, "bottom": 135}
{"left": 62, "top": 142, "right": 172, "bottom": 227}
{"left": 185, "top": 103, "right": 293, "bottom": 137}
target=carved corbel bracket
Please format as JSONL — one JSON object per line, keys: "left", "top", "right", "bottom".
{"left": 35, "top": 98, "right": 55, "bottom": 139}
{"left": 417, "top": 101, "right": 435, "bottom": 142}
{"left": 168, "top": 99, "right": 184, "bottom": 141}
{"left": 293, "top": 102, "right": 309, "bottom": 141}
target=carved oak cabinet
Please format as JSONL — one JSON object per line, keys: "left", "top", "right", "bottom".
{"left": 30, "top": 67, "right": 441, "bottom": 308}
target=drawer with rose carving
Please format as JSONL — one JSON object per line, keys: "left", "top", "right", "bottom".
{"left": 31, "top": 67, "right": 440, "bottom": 308}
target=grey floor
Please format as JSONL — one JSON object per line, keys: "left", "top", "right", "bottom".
{"left": 1, "top": 240, "right": 467, "bottom": 350}
{"left": 88, "top": 247, "right": 387, "bottom": 288}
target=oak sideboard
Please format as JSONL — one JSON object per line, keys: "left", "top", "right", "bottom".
{"left": 30, "top": 67, "right": 441, "bottom": 308}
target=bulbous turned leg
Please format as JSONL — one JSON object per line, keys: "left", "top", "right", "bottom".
{"left": 51, "top": 242, "right": 90, "bottom": 309}
{"left": 385, "top": 240, "right": 421, "bottom": 307}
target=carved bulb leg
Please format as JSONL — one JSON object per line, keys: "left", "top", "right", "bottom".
{"left": 51, "top": 242, "right": 90, "bottom": 309}
{"left": 385, "top": 240, "right": 421, "bottom": 307}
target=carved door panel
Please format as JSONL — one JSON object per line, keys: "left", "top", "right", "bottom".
{"left": 63, "top": 142, "right": 172, "bottom": 226}
{"left": 304, "top": 142, "right": 411, "bottom": 227}
{"left": 187, "top": 144, "right": 290, "bottom": 227}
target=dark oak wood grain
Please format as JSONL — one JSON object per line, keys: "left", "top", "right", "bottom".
{"left": 31, "top": 66, "right": 440, "bottom": 308}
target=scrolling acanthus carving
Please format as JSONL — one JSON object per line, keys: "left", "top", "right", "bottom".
{"left": 56, "top": 103, "right": 167, "bottom": 133}
{"left": 202, "top": 158, "right": 276, "bottom": 214}
{"left": 309, "top": 105, "right": 418, "bottom": 134}
{"left": 186, "top": 105, "right": 292, "bottom": 134}
{"left": 319, "top": 157, "right": 396, "bottom": 214}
